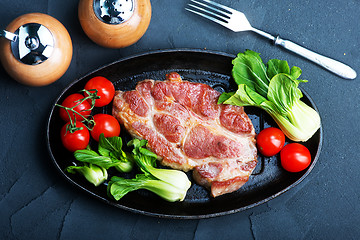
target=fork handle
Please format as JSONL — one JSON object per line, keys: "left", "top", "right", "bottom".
{"left": 274, "top": 36, "right": 357, "bottom": 79}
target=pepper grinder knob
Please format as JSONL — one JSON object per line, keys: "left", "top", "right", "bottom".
{"left": 0, "top": 13, "right": 73, "bottom": 86}
{"left": 78, "top": 0, "right": 151, "bottom": 48}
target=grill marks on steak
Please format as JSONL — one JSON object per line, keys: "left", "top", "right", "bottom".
{"left": 184, "top": 125, "right": 244, "bottom": 159}
{"left": 112, "top": 72, "right": 257, "bottom": 197}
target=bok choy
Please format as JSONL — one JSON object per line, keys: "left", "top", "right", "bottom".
{"left": 218, "top": 50, "right": 321, "bottom": 142}
{"left": 66, "top": 163, "right": 108, "bottom": 187}
{"left": 66, "top": 134, "right": 133, "bottom": 186}
{"left": 73, "top": 134, "right": 134, "bottom": 172}
{"left": 107, "top": 139, "right": 191, "bottom": 202}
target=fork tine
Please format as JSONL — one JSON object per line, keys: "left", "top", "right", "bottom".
{"left": 186, "top": 4, "right": 229, "bottom": 23}
{"left": 185, "top": 7, "right": 230, "bottom": 29}
{"left": 199, "top": 0, "right": 236, "bottom": 14}
{"left": 190, "top": 0, "right": 231, "bottom": 18}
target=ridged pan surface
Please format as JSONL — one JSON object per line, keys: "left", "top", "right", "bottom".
{"left": 47, "top": 49, "right": 322, "bottom": 219}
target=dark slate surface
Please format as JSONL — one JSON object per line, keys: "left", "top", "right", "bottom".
{"left": 0, "top": 0, "right": 359, "bottom": 239}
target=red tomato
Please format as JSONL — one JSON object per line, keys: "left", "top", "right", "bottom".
{"left": 60, "top": 122, "right": 90, "bottom": 152}
{"left": 280, "top": 143, "right": 311, "bottom": 172}
{"left": 84, "top": 76, "right": 115, "bottom": 107}
{"left": 256, "top": 127, "right": 285, "bottom": 157}
{"left": 91, "top": 114, "right": 120, "bottom": 141}
{"left": 59, "top": 93, "right": 92, "bottom": 122}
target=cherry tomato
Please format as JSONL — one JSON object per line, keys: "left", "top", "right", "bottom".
{"left": 91, "top": 114, "right": 120, "bottom": 141}
{"left": 256, "top": 127, "right": 285, "bottom": 157}
{"left": 84, "top": 76, "right": 115, "bottom": 107}
{"left": 60, "top": 122, "right": 90, "bottom": 152}
{"left": 280, "top": 143, "right": 311, "bottom": 172}
{"left": 59, "top": 93, "right": 91, "bottom": 122}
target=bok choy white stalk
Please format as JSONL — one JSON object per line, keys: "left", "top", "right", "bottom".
{"left": 218, "top": 50, "right": 321, "bottom": 142}
{"left": 66, "top": 163, "right": 108, "bottom": 187}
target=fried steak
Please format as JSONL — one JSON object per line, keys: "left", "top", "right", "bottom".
{"left": 112, "top": 72, "right": 257, "bottom": 197}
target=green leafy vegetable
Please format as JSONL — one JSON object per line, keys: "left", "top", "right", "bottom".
{"left": 219, "top": 50, "right": 321, "bottom": 142}
{"left": 66, "top": 163, "right": 107, "bottom": 187}
{"left": 107, "top": 139, "right": 191, "bottom": 202}
{"left": 73, "top": 134, "right": 134, "bottom": 173}
{"left": 108, "top": 175, "right": 189, "bottom": 202}
{"left": 231, "top": 50, "right": 270, "bottom": 97}
{"left": 98, "top": 134, "right": 134, "bottom": 172}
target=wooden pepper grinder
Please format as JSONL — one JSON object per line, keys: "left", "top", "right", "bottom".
{"left": 78, "top": 0, "right": 151, "bottom": 48}
{"left": 0, "top": 13, "right": 73, "bottom": 86}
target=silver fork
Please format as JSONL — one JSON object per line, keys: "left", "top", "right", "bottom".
{"left": 186, "top": 0, "right": 357, "bottom": 80}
